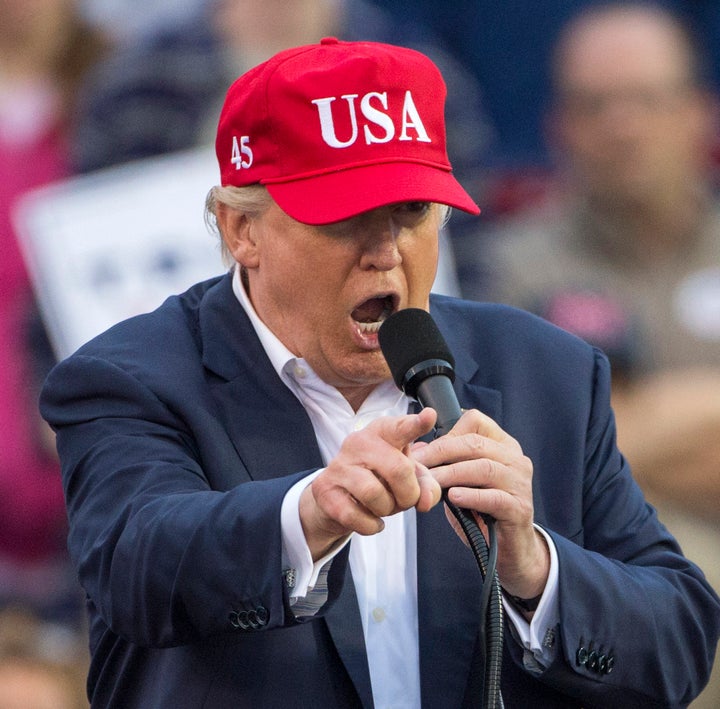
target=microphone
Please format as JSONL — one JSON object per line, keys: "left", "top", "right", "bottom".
{"left": 378, "top": 308, "right": 461, "bottom": 436}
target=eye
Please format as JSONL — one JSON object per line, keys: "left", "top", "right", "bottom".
{"left": 397, "top": 201, "right": 431, "bottom": 214}
{"left": 392, "top": 202, "right": 432, "bottom": 226}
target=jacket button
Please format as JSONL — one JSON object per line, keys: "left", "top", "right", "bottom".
{"left": 247, "top": 609, "right": 260, "bottom": 629}
{"left": 587, "top": 650, "right": 599, "bottom": 671}
{"left": 256, "top": 606, "right": 269, "bottom": 626}
{"left": 605, "top": 654, "right": 615, "bottom": 674}
{"left": 228, "top": 611, "right": 241, "bottom": 629}
{"left": 576, "top": 646, "right": 588, "bottom": 667}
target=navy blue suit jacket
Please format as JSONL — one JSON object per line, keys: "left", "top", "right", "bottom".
{"left": 41, "top": 273, "right": 720, "bottom": 708}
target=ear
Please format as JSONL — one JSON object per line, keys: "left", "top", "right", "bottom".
{"left": 215, "top": 203, "right": 260, "bottom": 268}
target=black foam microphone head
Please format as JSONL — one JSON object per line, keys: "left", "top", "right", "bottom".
{"left": 378, "top": 308, "right": 455, "bottom": 396}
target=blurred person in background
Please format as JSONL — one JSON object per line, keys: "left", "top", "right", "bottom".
{"left": 0, "top": 0, "right": 110, "bottom": 627}
{"left": 71, "top": 0, "right": 491, "bottom": 183}
{"left": 455, "top": 3, "right": 720, "bottom": 704}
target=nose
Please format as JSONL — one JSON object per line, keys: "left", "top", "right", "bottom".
{"left": 358, "top": 218, "right": 403, "bottom": 271}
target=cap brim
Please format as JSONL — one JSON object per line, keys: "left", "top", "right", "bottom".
{"left": 265, "top": 162, "right": 480, "bottom": 225}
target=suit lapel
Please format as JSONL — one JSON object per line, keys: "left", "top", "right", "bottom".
{"left": 214, "top": 371, "right": 322, "bottom": 480}
{"left": 199, "top": 274, "right": 323, "bottom": 479}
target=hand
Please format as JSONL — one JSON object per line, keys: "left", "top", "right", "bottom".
{"left": 413, "top": 409, "right": 549, "bottom": 600}
{"left": 299, "top": 407, "right": 442, "bottom": 560}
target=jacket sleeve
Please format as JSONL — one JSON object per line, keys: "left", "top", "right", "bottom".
{"left": 40, "top": 353, "right": 327, "bottom": 648}
{"left": 532, "top": 348, "right": 720, "bottom": 708}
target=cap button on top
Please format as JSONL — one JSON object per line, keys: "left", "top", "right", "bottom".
{"left": 320, "top": 37, "right": 339, "bottom": 45}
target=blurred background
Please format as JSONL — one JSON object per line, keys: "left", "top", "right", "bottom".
{"left": 2, "top": 1, "right": 719, "bottom": 706}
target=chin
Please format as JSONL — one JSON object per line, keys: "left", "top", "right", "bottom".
{"left": 341, "top": 351, "right": 391, "bottom": 386}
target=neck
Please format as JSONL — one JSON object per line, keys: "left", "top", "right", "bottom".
{"left": 337, "top": 384, "right": 379, "bottom": 413}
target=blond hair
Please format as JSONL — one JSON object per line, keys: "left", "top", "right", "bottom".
{"left": 205, "top": 184, "right": 452, "bottom": 267}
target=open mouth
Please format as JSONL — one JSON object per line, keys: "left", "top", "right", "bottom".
{"left": 351, "top": 294, "right": 397, "bottom": 334}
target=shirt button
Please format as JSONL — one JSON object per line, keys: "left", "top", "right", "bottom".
{"left": 293, "top": 364, "right": 307, "bottom": 378}
{"left": 372, "top": 607, "right": 386, "bottom": 623}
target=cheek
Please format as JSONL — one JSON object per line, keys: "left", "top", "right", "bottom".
{"left": 279, "top": 259, "right": 349, "bottom": 321}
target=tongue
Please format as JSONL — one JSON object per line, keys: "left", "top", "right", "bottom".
{"left": 352, "top": 297, "right": 386, "bottom": 324}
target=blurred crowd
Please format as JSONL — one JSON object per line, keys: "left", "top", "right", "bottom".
{"left": 0, "top": 1, "right": 109, "bottom": 697}
{"left": 2, "top": 0, "right": 719, "bottom": 706}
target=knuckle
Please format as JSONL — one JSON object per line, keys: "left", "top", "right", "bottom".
{"left": 384, "top": 452, "right": 414, "bottom": 481}
{"left": 486, "top": 487, "right": 507, "bottom": 513}
{"left": 466, "top": 434, "right": 487, "bottom": 457}
{"left": 463, "top": 408, "right": 484, "bottom": 426}
{"left": 427, "top": 435, "right": 449, "bottom": 460}
{"left": 313, "top": 481, "right": 344, "bottom": 515}
{"left": 355, "top": 476, "right": 387, "bottom": 505}
{"left": 311, "top": 473, "right": 334, "bottom": 502}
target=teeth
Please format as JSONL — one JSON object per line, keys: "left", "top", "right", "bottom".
{"left": 355, "top": 302, "right": 392, "bottom": 333}
{"left": 358, "top": 321, "right": 383, "bottom": 333}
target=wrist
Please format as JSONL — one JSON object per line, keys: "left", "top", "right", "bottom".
{"left": 500, "top": 527, "right": 550, "bottom": 601}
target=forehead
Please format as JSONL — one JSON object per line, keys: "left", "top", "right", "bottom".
{"left": 557, "top": 10, "right": 693, "bottom": 88}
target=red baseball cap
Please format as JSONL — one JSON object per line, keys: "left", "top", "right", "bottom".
{"left": 215, "top": 37, "right": 480, "bottom": 224}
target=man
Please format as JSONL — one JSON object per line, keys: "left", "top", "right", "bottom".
{"left": 40, "top": 38, "right": 719, "bottom": 708}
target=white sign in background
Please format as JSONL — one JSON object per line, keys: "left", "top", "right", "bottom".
{"left": 15, "top": 147, "right": 226, "bottom": 361}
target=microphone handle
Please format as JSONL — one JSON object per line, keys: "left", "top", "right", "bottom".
{"left": 415, "top": 376, "right": 462, "bottom": 437}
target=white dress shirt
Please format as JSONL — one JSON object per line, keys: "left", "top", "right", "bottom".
{"left": 231, "top": 268, "right": 559, "bottom": 707}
